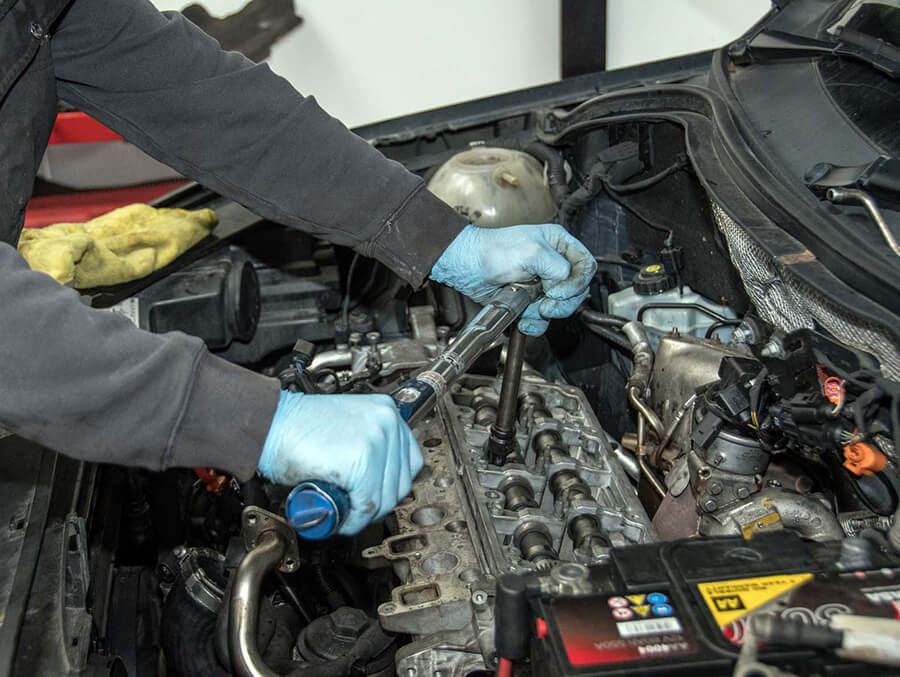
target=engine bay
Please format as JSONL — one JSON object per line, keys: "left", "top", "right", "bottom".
{"left": 92, "top": 125, "right": 898, "bottom": 675}
{"left": 7, "top": 11, "right": 900, "bottom": 674}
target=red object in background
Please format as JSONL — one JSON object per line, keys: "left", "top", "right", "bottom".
{"left": 48, "top": 111, "right": 123, "bottom": 145}
{"left": 194, "top": 467, "right": 228, "bottom": 495}
{"left": 26, "top": 112, "right": 188, "bottom": 228}
{"left": 24, "top": 181, "right": 188, "bottom": 229}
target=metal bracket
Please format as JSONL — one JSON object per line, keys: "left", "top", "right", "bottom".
{"left": 240, "top": 506, "right": 300, "bottom": 573}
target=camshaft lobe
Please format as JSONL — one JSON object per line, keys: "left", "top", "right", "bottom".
{"left": 499, "top": 476, "right": 538, "bottom": 513}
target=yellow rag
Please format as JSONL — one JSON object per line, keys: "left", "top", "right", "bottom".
{"left": 18, "top": 204, "right": 218, "bottom": 288}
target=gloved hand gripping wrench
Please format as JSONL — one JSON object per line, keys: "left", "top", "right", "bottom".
{"left": 286, "top": 279, "right": 542, "bottom": 539}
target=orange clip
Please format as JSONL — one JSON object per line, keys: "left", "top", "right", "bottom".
{"left": 842, "top": 443, "right": 887, "bottom": 476}
{"left": 194, "top": 467, "right": 227, "bottom": 494}
{"left": 823, "top": 376, "right": 844, "bottom": 406}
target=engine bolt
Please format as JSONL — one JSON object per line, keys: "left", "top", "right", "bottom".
{"left": 708, "top": 482, "right": 723, "bottom": 495}
{"left": 760, "top": 338, "right": 786, "bottom": 359}
{"left": 702, "top": 498, "right": 718, "bottom": 512}
{"left": 735, "top": 486, "right": 751, "bottom": 499}
{"left": 732, "top": 325, "right": 751, "bottom": 344}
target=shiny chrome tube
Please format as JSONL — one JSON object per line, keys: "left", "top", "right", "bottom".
{"left": 228, "top": 531, "right": 285, "bottom": 677}
{"left": 636, "top": 414, "right": 667, "bottom": 498}
{"left": 622, "top": 321, "right": 665, "bottom": 439}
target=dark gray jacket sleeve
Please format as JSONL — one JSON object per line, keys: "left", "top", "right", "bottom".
{"left": 50, "top": 0, "right": 467, "bottom": 286}
{"left": 0, "top": 243, "right": 280, "bottom": 478}
{"left": 4, "top": 0, "right": 467, "bottom": 477}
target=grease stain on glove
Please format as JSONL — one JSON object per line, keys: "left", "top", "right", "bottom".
{"left": 430, "top": 223, "right": 597, "bottom": 335}
{"left": 258, "top": 390, "right": 424, "bottom": 536}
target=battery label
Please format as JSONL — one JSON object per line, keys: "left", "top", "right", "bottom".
{"left": 697, "top": 569, "right": 900, "bottom": 647}
{"left": 697, "top": 573, "right": 813, "bottom": 627}
{"left": 551, "top": 593, "right": 697, "bottom": 666}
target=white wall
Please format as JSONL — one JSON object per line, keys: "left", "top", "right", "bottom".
{"left": 150, "top": 1, "right": 772, "bottom": 128}
{"left": 152, "top": 0, "right": 561, "bottom": 129}
{"left": 606, "top": 0, "right": 771, "bottom": 70}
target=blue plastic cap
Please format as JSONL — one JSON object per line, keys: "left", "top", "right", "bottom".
{"left": 285, "top": 481, "right": 346, "bottom": 540}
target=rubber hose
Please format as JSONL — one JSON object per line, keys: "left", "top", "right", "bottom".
{"left": 215, "top": 576, "right": 234, "bottom": 673}
{"left": 524, "top": 142, "right": 568, "bottom": 205}
{"left": 314, "top": 565, "right": 347, "bottom": 611}
{"left": 583, "top": 323, "right": 633, "bottom": 353}
{"left": 579, "top": 309, "right": 629, "bottom": 329}
{"left": 161, "top": 583, "right": 232, "bottom": 677}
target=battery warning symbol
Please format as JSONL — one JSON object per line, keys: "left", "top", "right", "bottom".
{"left": 612, "top": 607, "right": 634, "bottom": 621}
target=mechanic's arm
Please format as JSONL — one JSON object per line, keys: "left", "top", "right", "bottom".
{"left": 0, "top": 243, "right": 416, "bottom": 533}
{"left": 50, "top": 0, "right": 462, "bottom": 287}
{"left": 49, "top": 0, "right": 596, "bottom": 322}
{"left": 0, "top": 242, "right": 278, "bottom": 478}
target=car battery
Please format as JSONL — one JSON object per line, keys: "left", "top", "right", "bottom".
{"left": 514, "top": 532, "right": 900, "bottom": 676}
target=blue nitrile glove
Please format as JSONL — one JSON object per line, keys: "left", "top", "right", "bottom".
{"left": 430, "top": 224, "right": 597, "bottom": 336}
{"left": 258, "top": 390, "right": 424, "bottom": 536}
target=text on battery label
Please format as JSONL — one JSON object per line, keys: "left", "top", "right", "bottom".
{"left": 616, "top": 617, "right": 683, "bottom": 638}
{"left": 697, "top": 573, "right": 813, "bottom": 627}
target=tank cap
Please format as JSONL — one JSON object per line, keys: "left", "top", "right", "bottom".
{"left": 632, "top": 264, "right": 674, "bottom": 296}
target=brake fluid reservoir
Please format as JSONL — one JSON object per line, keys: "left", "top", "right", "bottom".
{"left": 608, "top": 264, "right": 736, "bottom": 349}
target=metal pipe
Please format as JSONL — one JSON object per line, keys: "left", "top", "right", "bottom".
{"left": 827, "top": 187, "right": 900, "bottom": 257}
{"left": 706, "top": 489, "right": 844, "bottom": 542}
{"left": 636, "top": 415, "right": 667, "bottom": 499}
{"left": 628, "top": 387, "right": 665, "bottom": 440}
{"left": 652, "top": 392, "right": 698, "bottom": 465}
{"left": 228, "top": 531, "right": 285, "bottom": 677}
{"left": 487, "top": 328, "right": 528, "bottom": 465}
{"left": 309, "top": 347, "right": 353, "bottom": 373}
{"left": 621, "top": 321, "right": 665, "bottom": 439}
{"left": 612, "top": 444, "right": 640, "bottom": 481}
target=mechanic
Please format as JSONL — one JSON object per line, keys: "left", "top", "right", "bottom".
{"left": 1, "top": 0, "right": 596, "bottom": 535}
